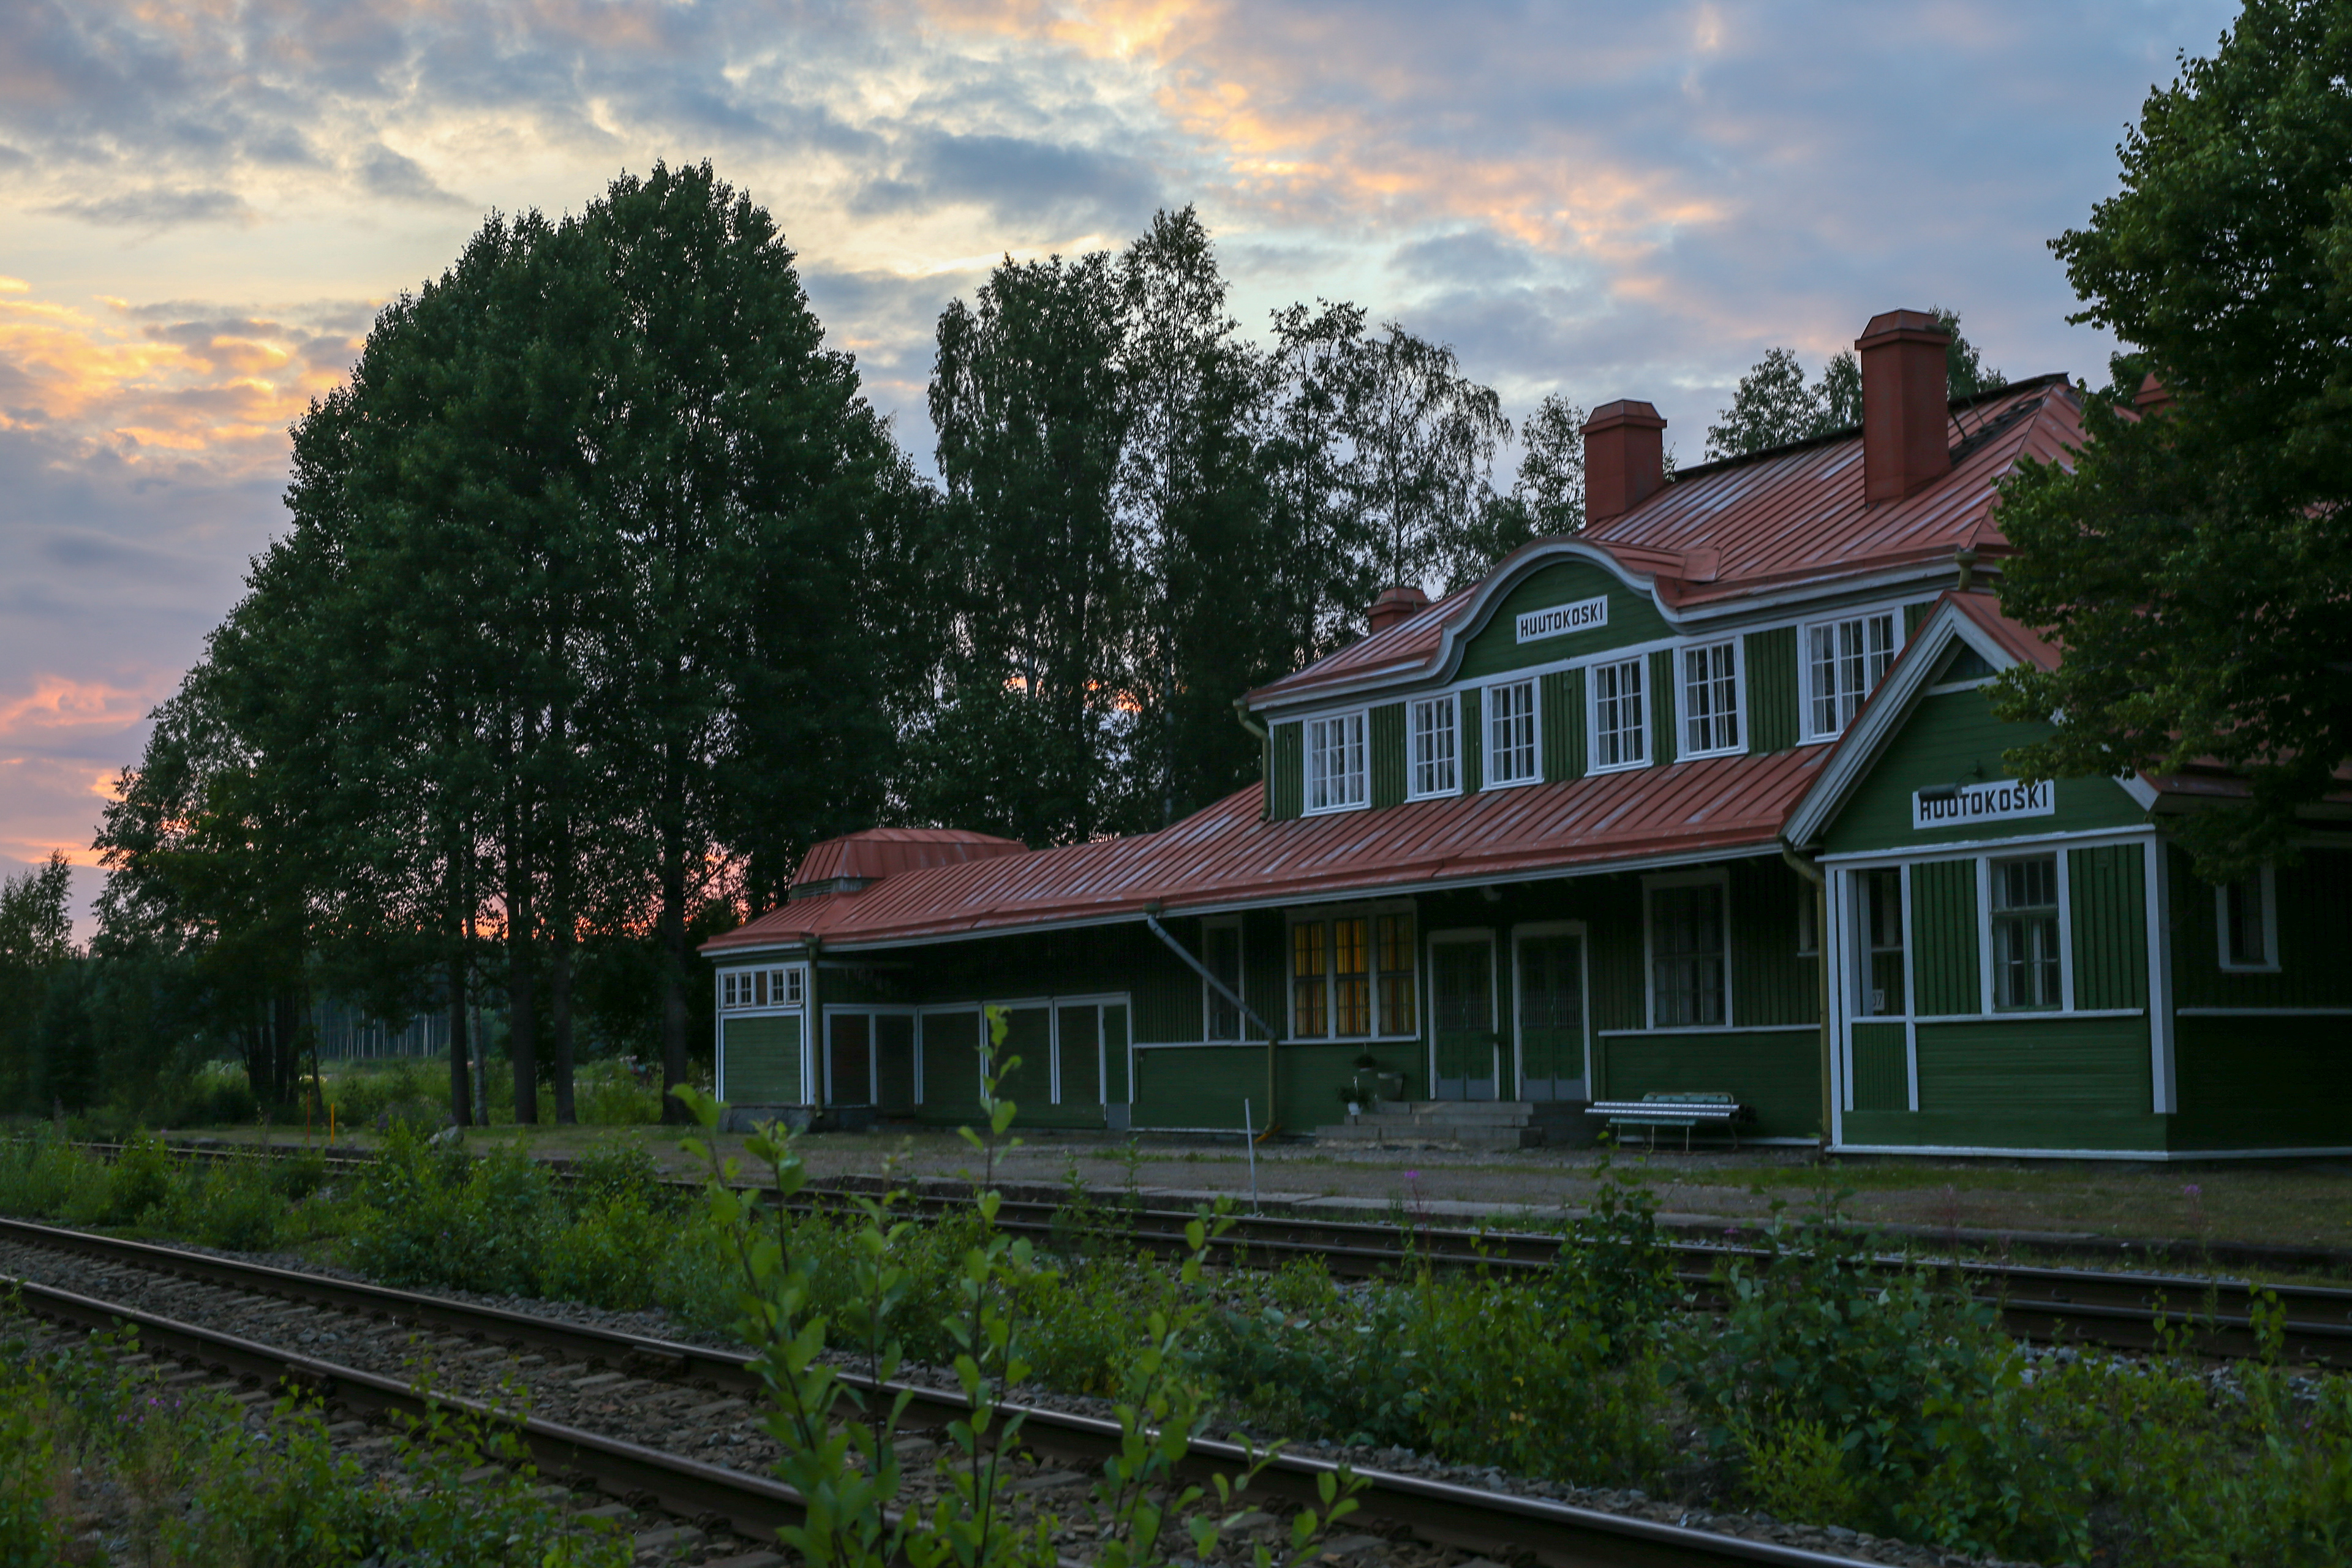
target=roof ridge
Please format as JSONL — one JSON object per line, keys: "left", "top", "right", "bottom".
{"left": 1659, "top": 372, "right": 2070, "bottom": 488}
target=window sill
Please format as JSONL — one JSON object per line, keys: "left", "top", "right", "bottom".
{"left": 1404, "top": 786, "right": 1462, "bottom": 803}
{"left": 1588, "top": 758, "right": 1650, "bottom": 775}
{"left": 1480, "top": 773, "right": 1544, "bottom": 791}
{"left": 1679, "top": 744, "right": 1745, "bottom": 762}
{"left": 2217, "top": 962, "right": 2283, "bottom": 975}
{"left": 1302, "top": 799, "right": 1370, "bottom": 818}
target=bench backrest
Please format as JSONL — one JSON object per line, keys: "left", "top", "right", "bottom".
{"left": 1638, "top": 1091, "right": 1735, "bottom": 1106}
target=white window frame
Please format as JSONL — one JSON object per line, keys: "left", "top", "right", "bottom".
{"left": 1642, "top": 869, "right": 1733, "bottom": 1031}
{"left": 1978, "top": 851, "right": 2072, "bottom": 1014}
{"left": 1800, "top": 609, "right": 1902, "bottom": 742}
{"left": 1285, "top": 902, "right": 1419, "bottom": 1041}
{"left": 1677, "top": 638, "right": 1744, "bottom": 760}
{"left": 1407, "top": 693, "right": 1460, "bottom": 800}
{"left": 1202, "top": 916, "right": 1247, "bottom": 1041}
{"left": 720, "top": 964, "right": 804, "bottom": 1012}
{"left": 1484, "top": 677, "right": 1541, "bottom": 787}
{"left": 1588, "top": 656, "right": 1649, "bottom": 774}
{"left": 1304, "top": 709, "right": 1369, "bottom": 815}
{"left": 2215, "top": 867, "right": 2280, "bottom": 973}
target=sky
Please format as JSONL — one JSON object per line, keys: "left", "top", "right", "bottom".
{"left": 0, "top": 0, "right": 2241, "bottom": 935}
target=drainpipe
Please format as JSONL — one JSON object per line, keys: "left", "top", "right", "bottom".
{"left": 1233, "top": 699, "right": 1270, "bottom": 821}
{"left": 1779, "top": 842, "right": 1831, "bottom": 1154}
{"left": 804, "top": 935, "right": 821, "bottom": 1110}
{"left": 1142, "top": 905, "right": 1281, "bottom": 1137}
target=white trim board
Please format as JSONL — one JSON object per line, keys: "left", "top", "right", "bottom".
{"left": 1832, "top": 1142, "right": 2352, "bottom": 1163}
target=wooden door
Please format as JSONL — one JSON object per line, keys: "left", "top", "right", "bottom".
{"left": 874, "top": 1014, "right": 916, "bottom": 1113}
{"left": 1430, "top": 935, "right": 1497, "bottom": 1101}
{"left": 1515, "top": 931, "right": 1585, "bottom": 1101}
{"left": 826, "top": 1012, "right": 872, "bottom": 1106}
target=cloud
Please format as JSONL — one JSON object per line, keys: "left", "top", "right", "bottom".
{"left": 0, "top": 676, "right": 154, "bottom": 745}
{"left": 357, "top": 144, "right": 466, "bottom": 206}
{"left": 42, "top": 185, "right": 258, "bottom": 229}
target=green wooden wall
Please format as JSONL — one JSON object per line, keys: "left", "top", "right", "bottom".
{"left": 1370, "top": 703, "right": 1406, "bottom": 807}
{"left": 2171, "top": 1014, "right": 2352, "bottom": 1148}
{"left": 1850, "top": 1022, "right": 1907, "bottom": 1111}
{"left": 1460, "top": 687, "right": 1484, "bottom": 792}
{"left": 1745, "top": 627, "right": 1800, "bottom": 753}
{"left": 1457, "top": 560, "right": 1672, "bottom": 680}
{"left": 1597, "top": 1031, "right": 1820, "bottom": 1139}
{"left": 1541, "top": 669, "right": 1583, "bottom": 781}
{"left": 1910, "top": 859, "right": 1980, "bottom": 1015}
{"left": 1823, "top": 690, "right": 2147, "bottom": 853}
{"left": 1728, "top": 857, "right": 1818, "bottom": 1027}
{"left": 722, "top": 1014, "right": 801, "bottom": 1102}
{"left": 2168, "top": 846, "right": 2352, "bottom": 1011}
{"left": 1648, "top": 649, "right": 1678, "bottom": 764}
{"left": 1270, "top": 722, "right": 1303, "bottom": 820}
{"left": 2069, "top": 845, "right": 2148, "bottom": 1010}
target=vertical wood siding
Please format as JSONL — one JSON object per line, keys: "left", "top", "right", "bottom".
{"left": 2168, "top": 845, "right": 2352, "bottom": 1010}
{"left": 1245, "top": 909, "right": 1287, "bottom": 1041}
{"left": 723, "top": 1014, "right": 802, "bottom": 1102}
{"left": 1460, "top": 688, "right": 1484, "bottom": 793}
{"left": 1904, "top": 600, "right": 1932, "bottom": 637}
{"left": 1910, "top": 859, "right": 1981, "bottom": 1016}
{"left": 1103, "top": 1005, "right": 1130, "bottom": 1101}
{"left": 920, "top": 1011, "right": 981, "bottom": 1116}
{"left": 1371, "top": 703, "right": 1406, "bottom": 807}
{"left": 1270, "top": 722, "right": 1303, "bottom": 820}
{"left": 1850, "top": 1022, "right": 1909, "bottom": 1111}
{"left": 2068, "top": 845, "right": 2148, "bottom": 1011}
{"left": 1649, "top": 649, "right": 1678, "bottom": 765}
{"left": 2173, "top": 1014, "right": 2352, "bottom": 1147}
{"left": 1744, "top": 627, "right": 1799, "bottom": 753}
{"left": 1541, "top": 670, "right": 1585, "bottom": 781}
{"left": 1728, "top": 858, "right": 1817, "bottom": 1026}
{"left": 1596, "top": 1031, "right": 1820, "bottom": 1139}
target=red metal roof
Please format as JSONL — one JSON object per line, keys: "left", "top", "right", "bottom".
{"left": 1251, "top": 378, "right": 2082, "bottom": 704}
{"left": 707, "top": 746, "right": 1828, "bottom": 955}
{"left": 791, "top": 827, "right": 1028, "bottom": 889}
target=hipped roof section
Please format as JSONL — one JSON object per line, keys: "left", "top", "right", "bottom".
{"left": 1248, "top": 376, "right": 2082, "bottom": 709}
{"left": 704, "top": 747, "right": 1827, "bottom": 958}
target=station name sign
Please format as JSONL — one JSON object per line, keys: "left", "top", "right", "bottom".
{"left": 1516, "top": 595, "right": 1608, "bottom": 644}
{"left": 1912, "top": 778, "right": 2054, "bottom": 831}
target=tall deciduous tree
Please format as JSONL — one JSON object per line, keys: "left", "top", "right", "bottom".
{"left": 0, "top": 852, "right": 74, "bottom": 1109}
{"left": 1995, "top": 0, "right": 2352, "bottom": 875}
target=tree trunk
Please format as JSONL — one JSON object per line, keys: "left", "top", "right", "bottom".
{"left": 508, "top": 907, "right": 538, "bottom": 1125}
{"left": 658, "top": 756, "right": 690, "bottom": 1123}
{"left": 271, "top": 990, "right": 306, "bottom": 1108}
{"left": 448, "top": 959, "right": 473, "bottom": 1128}
{"left": 550, "top": 925, "right": 577, "bottom": 1125}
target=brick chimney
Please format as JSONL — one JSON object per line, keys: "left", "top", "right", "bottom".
{"left": 1582, "top": 400, "right": 1667, "bottom": 525}
{"left": 1368, "top": 584, "right": 1430, "bottom": 635}
{"left": 1856, "top": 309, "right": 1952, "bottom": 502}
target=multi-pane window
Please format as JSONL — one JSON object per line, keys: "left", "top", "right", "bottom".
{"left": 1204, "top": 921, "right": 1244, "bottom": 1040}
{"left": 1650, "top": 882, "right": 1727, "bottom": 1027}
{"left": 1409, "top": 695, "right": 1458, "bottom": 798}
{"left": 1291, "top": 910, "right": 1416, "bottom": 1038}
{"left": 1487, "top": 679, "right": 1539, "bottom": 785}
{"left": 2219, "top": 869, "right": 2277, "bottom": 970}
{"left": 1681, "top": 641, "right": 1741, "bottom": 756}
{"left": 1592, "top": 658, "right": 1647, "bottom": 770}
{"left": 1376, "top": 913, "right": 1417, "bottom": 1033}
{"left": 1305, "top": 711, "right": 1367, "bottom": 813}
{"left": 722, "top": 967, "right": 802, "bottom": 1011}
{"left": 1856, "top": 868, "right": 1905, "bottom": 1016}
{"left": 1291, "top": 921, "right": 1329, "bottom": 1037}
{"left": 1989, "top": 856, "right": 2061, "bottom": 1010}
{"left": 1805, "top": 611, "right": 1899, "bottom": 738}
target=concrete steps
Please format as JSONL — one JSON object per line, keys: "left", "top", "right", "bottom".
{"left": 1311, "top": 1099, "right": 1593, "bottom": 1151}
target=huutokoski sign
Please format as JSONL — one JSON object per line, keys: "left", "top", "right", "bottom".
{"left": 1517, "top": 595, "right": 1608, "bottom": 644}
{"left": 1912, "top": 778, "right": 2055, "bottom": 830}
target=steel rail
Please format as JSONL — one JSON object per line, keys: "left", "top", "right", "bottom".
{"left": 0, "top": 1217, "right": 1885, "bottom": 1568}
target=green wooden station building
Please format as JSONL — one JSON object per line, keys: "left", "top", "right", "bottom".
{"left": 704, "top": 311, "right": 2351, "bottom": 1159}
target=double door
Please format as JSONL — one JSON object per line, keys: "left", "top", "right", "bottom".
{"left": 1427, "top": 924, "right": 1588, "bottom": 1102}
{"left": 826, "top": 1009, "right": 916, "bottom": 1112}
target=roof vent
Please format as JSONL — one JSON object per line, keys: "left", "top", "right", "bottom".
{"left": 1581, "top": 400, "right": 1668, "bottom": 525}
{"left": 1367, "top": 584, "right": 1431, "bottom": 635}
{"left": 1856, "top": 309, "right": 1953, "bottom": 502}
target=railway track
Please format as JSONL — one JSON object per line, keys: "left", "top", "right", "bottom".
{"left": 0, "top": 1215, "right": 1907, "bottom": 1568}
{"left": 43, "top": 1136, "right": 2352, "bottom": 1365}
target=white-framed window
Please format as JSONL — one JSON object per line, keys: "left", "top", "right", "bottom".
{"left": 721, "top": 965, "right": 803, "bottom": 1011}
{"left": 1645, "top": 873, "right": 1728, "bottom": 1028}
{"left": 1288, "top": 906, "right": 1417, "bottom": 1039}
{"left": 1590, "top": 657, "right": 1648, "bottom": 771}
{"left": 1988, "top": 854, "right": 2062, "bottom": 1011}
{"left": 1803, "top": 609, "right": 1900, "bottom": 740}
{"left": 2217, "top": 867, "right": 2279, "bottom": 972}
{"left": 1408, "top": 695, "right": 1459, "bottom": 799}
{"left": 1854, "top": 867, "right": 1905, "bottom": 1017}
{"left": 1305, "top": 710, "right": 1368, "bottom": 813}
{"left": 1679, "top": 639, "right": 1743, "bottom": 758}
{"left": 1485, "top": 678, "right": 1539, "bottom": 786}
{"left": 1203, "top": 918, "right": 1246, "bottom": 1040}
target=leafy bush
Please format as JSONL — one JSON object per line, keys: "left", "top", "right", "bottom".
{"left": 573, "top": 1058, "right": 663, "bottom": 1125}
{"left": 349, "top": 1127, "right": 556, "bottom": 1295}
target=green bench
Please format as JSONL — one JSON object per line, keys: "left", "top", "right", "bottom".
{"left": 1584, "top": 1091, "right": 1747, "bottom": 1150}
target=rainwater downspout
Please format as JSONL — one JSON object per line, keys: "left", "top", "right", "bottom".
{"left": 1232, "top": 699, "right": 1270, "bottom": 822}
{"left": 1142, "top": 906, "right": 1281, "bottom": 1137}
{"left": 804, "top": 935, "right": 821, "bottom": 1110}
{"left": 1779, "top": 842, "right": 1832, "bottom": 1154}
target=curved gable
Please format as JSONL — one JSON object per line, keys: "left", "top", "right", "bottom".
{"left": 1430, "top": 540, "right": 1676, "bottom": 688}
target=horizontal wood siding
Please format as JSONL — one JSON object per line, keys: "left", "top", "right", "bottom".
{"left": 2168, "top": 845, "right": 2352, "bottom": 1010}
{"left": 1133, "top": 1046, "right": 1257, "bottom": 1129}
{"left": 2171, "top": 1014, "right": 2352, "bottom": 1148}
{"left": 1914, "top": 1014, "right": 2150, "bottom": 1119}
{"left": 1649, "top": 649, "right": 1678, "bottom": 766}
{"left": 1371, "top": 703, "right": 1406, "bottom": 808}
{"left": 1727, "top": 857, "right": 1817, "bottom": 1027}
{"left": 1541, "top": 670, "right": 1583, "bottom": 782}
{"left": 1597, "top": 1030, "right": 1820, "bottom": 1139}
{"left": 1457, "top": 560, "right": 1673, "bottom": 680}
{"left": 1744, "top": 627, "right": 1800, "bottom": 754}
{"left": 2069, "top": 845, "right": 2148, "bottom": 1011}
{"left": 1909, "top": 859, "right": 1980, "bottom": 1016}
{"left": 1460, "top": 687, "right": 1484, "bottom": 793}
{"left": 1270, "top": 722, "right": 1303, "bottom": 820}
{"left": 723, "top": 1015, "right": 802, "bottom": 1103}
{"left": 1823, "top": 690, "right": 2147, "bottom": 854}
{"left": 1850, "top": 1022, "right": 1908, "bottom": 1112}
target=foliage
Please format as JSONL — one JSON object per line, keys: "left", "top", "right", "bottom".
{"left": 1703, "top": 309, "right": 2002, "bottom": 460}
{"left": 1995, "top": 0, "right": 2352, "bottom": 876}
